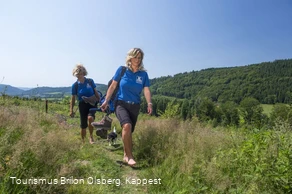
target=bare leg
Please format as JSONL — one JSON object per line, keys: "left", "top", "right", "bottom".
{"left": 88, "top": 116, "right": 95, "bottom": 144}
{"left": 81, "top": 128, "right": 86, "bottom": 143}
{"left": 122, "top": 123, "right": 136, "bottom": 166}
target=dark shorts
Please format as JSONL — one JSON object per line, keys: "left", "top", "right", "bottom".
{"left": 78, "top": 101, "right": 96, "bottom": 129}
{"left": 115, "top": 100, "right": 140, "bottom": 133}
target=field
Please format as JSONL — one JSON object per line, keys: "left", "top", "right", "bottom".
{"left": 0, "top": 96, "right": 291, "bottom": 193}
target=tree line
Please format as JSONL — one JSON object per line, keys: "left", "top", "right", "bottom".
{"left": 140, "top": 96, "right": 292, "bottom": 130}
{"left": 139, "top": 59, "right": 292, "bottom": 129}
{"left": 150, "top": 59, "right": 292, "bottom": 104}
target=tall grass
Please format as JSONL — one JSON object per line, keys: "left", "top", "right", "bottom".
{"left": 0, "top": 104, "right": 122, "bottom": 194}
{"left": 133, "top": 117, "right": 292, "bottom": 193}
{"left": 0, "top": 97, "right": 291, "bottom": 193}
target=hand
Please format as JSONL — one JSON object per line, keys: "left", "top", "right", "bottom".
{"left": 100, "top": 100, "right": 108, "bottom": 112}
{"left": 147, "top": 104, "right": 153, "bottom": 115}
{"left": 69, "top": 111, "right": 75, "bottom": 118}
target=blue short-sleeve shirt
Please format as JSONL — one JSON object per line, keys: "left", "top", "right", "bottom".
{"left": 113, "top": 66, "right": 150, "bottom": 104}
{"left": 71, "top": 78, "right": 96, "bottom": 101}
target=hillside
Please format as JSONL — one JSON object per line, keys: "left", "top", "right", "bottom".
{"left": 150, "top": 59, "right": 292, "bottom": 104}
{"left": 2, "top": 59, "right": 292, "bottom": 103}
{"left": 22, "top": 83, "right": 108, "bottom": 98}
{"left": 0, "top": 83, "right": 108, "bottom": 98}
{"left": 0, "top": 84, "right": 24, "bottom": 96}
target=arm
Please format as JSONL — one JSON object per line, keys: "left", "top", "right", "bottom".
{"left": 100, "top": 80, "right": 118, "bottom": 111}
{"left": 90, "top": 79, "right": 100, "bottom": 102}
{"left": 93, "top": 88, "right": 100, "bottom": 102}
{"left": 143, "top": 87, "right": 153, "bottom": 115}
{"left": 70, "top": 95, "right": 76, "bottom": 117}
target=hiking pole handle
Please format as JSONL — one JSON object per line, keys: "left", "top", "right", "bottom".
{"left": 106, "top": 107, "right": 111, "bottom": 116}
{"left": 89, "top": 107, "right": 101, "bottom": 115}
{"left": 74, "top": 106, "right": 79, "bottom": 114}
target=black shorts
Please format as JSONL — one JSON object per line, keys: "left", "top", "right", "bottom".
{"left": 78, "top": 101, "right": 96, "bottom": 129}
{"left": 115, "top": 100, "right": 140, "bottom": 133}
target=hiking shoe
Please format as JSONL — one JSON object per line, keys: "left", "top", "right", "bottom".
{"left": 91, "top": 115, "right": 112, "bottom": 130}
{"left": 96, "top": 128, "right": 108, "bottom": 139}
{"left": 107, "top": 131, "right": 118, "bottom": 145}
{"left": 82, "top": 95, "right": 99, "bottom": 106}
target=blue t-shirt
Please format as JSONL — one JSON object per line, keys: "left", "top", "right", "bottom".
{"left": 113, "top": 66, "right": 150, "bottom": 104}
{"left": 71, "top": 78, "right": 96, "bottom": 101}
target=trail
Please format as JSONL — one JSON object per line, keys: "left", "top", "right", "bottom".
{"left": 95, "top": 137, "right": 147, "bottom": 194}
{"left": 54, "top": 110, "right": 150, "bottom": 193}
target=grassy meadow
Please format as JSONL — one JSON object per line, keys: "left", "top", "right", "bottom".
{"left": 0, "top": 96, "right": 291, "bottom": 194}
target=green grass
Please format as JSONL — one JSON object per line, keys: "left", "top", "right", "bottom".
{"left": 0, "top": 96, "right": 291, "bottom": 193}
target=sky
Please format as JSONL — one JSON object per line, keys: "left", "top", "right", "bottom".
{"left": 1, "top": 0, "right": 292, "bottom": 88}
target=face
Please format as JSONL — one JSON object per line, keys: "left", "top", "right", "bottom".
{"left": 130, "top": 52, "right": 142, "bottom": 67}
{"left": 76, "top": 73, "right": 84, "bottom": 79}
{"left": 75, "top": 69, "right": 84, "bottom": 78}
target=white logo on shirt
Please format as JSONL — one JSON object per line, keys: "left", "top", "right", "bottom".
{"left": 136, "top": 76, "right": 143, "bottom": 84}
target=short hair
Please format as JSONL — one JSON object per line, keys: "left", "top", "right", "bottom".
{"left": 125, "top": 48, "right": 146, "bottom": 71}
{"left": 72, "top": 64, "right": 88, "bottom": 77}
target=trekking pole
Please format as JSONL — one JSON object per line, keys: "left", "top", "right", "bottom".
{"left": 74, "top": 106, "right": 79, "bottom": 114}
{"left": 106, "top": 107, "right": 111, "bottom": 116}
{"left": 70, "top": 106, "right": 79, "bottom": 118}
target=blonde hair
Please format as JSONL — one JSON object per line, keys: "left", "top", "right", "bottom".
{"left": 72, "top": 64, "right": 88, "bottom": 77}
{"left": 125, "top": 48, "right": 146, "bottom": 71}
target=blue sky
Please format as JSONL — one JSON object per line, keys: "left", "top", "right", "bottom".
{"left": 1, "top": 0, "right": 292, "bottom": 88}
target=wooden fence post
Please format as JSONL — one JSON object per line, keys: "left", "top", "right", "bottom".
{"left": 45, "top": 100, "right": 48, "bottom": 113}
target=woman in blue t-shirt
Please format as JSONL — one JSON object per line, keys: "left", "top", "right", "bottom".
{"left": 101, "top": 48, "right": 153, "bottom": 167}
{"left": 70, "top": 64, "right": 100, "bottom": 144}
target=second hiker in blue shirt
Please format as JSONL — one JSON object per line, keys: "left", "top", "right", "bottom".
{"left": 101, "top": 48, "right": 153, "bottom": 167}
{"left": 70, "top": 64, "right": 101, "bottom": 144}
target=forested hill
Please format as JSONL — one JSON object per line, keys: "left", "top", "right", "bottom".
{"left": 150, "top": 59, "right": 292, "bottom": 104}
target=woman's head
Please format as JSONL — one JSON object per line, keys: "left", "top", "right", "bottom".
{"left": 126, "top": 48, "right": 146, "bottom": 71}
{"left": 72, "top": 64, "right": 88, "bottom": 77}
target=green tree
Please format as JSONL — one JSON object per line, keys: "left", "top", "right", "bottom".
{"left": 240, "top": 97, "right": 264, "bottom": 127}
{"left": 220, "top": 101, "right": 240, "bottom": 126}
{"left": 195, "top": 98, "right": 216, "bottom": 122}
{"left": 160, "top": 100, "right": 180, "bottom": 119}
{"left": 180, "top": 99, "right": 189, "bottom": 120}
{"left": 270, "top": 104, "right": 292, "bottom": 127}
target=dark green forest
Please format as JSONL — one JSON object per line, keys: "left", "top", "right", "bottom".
{"left": 150, "top": 59, "right": 292, "bottom": 104}
{"left": 138, "top": 59, "right": 292, "bottom": 128}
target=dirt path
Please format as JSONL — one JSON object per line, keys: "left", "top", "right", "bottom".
{"left": 97, "top": 138, "right": 147, "bottom": 194}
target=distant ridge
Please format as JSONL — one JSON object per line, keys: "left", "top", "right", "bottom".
{"left": 0, "top": 83, "right": 108, "bottom": 98}
{"left": 0, "top": 84, "right": 24, "bottom": 95}
{"left": 2, "top": 58, "right": 292, "bottom": 103}
{"left": 17, "top": 87, "right": 32, "bottom": 91}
